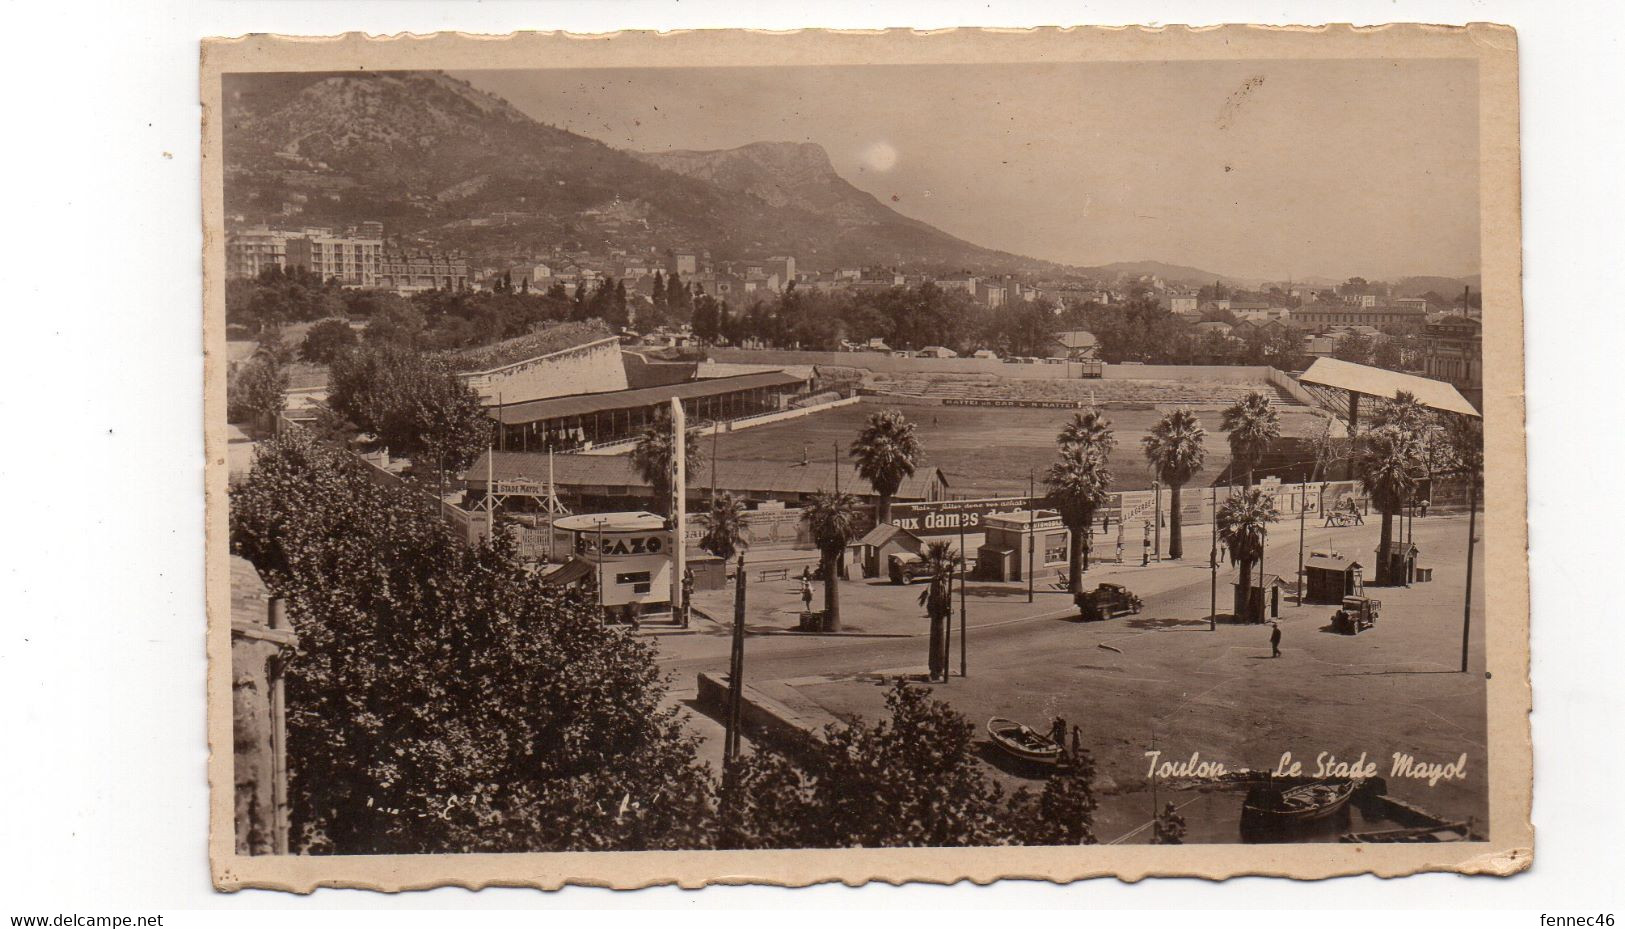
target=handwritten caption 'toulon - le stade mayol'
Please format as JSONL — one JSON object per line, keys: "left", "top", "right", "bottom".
{"left": 1144, "top": 750, "right": 1471, "bottom": 787}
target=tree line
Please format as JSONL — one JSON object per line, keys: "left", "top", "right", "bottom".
{"left": 232, "top": 430, "right": 1102, "bottom": 853}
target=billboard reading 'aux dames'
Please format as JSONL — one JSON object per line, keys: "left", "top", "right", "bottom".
{"left": 888, "top": 498, "right": 1039, "bottom": 535}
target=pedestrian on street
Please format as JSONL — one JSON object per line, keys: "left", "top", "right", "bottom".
{"left": 801, "top": 564, "right": 813, "bottom": 584}
{"left": 1049, "top": 716, "right": 1068, "bottom": 752}
{"left": 1419, "top": 498, "right": 1430, "bottom": 518}
{"left": 800, "top": 576, "right": 813, "bottom": 613}
{"left": 1270, "top": 621, "right": 1282, "bottom": 658}
{"left": 1070, "top": 724, "right": 1083, "bottom": 760}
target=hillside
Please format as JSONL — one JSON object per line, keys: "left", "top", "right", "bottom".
{"left": 1085, "top": 260, "right": 1256, "bottom": 288}
{"left": 222, "top": 72, "right": 1058, "bottom": 273}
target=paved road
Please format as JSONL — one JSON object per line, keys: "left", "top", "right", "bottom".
{"left": 657, "top": 514, "right": 1488, "bottom": 842}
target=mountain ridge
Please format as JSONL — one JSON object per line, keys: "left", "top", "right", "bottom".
{"left": 223, "top": 73, "right": 1062, "bottom": 274}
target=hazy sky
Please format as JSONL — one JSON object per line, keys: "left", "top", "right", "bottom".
{"left": 457, "top": 59, "right": 1479, "bottom": 282}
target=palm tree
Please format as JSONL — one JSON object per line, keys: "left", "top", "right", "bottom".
{"left": 802, "top": 490, "right": 862, "bottom": 632}
{"left": 630, "top": 409, "right": 704, "bottom": 516}
{"left": 1142, "top": 408, "right": 1207, "bottom": 559}
{"left": 1059, "top": 408, "right": 1116, "bottom": 457}
{"left": 850, "top": 408, "right": 923, "bottom": 525}
{"left": 701, "top": 491, "right": 750, "bottom": 562}
{"left": 916, "top": 541, "right": 961, "bottom": 681}
{"left": 1045, "top": 445, "right": 1113, "bottom": 595}
{"left": 1355, "top": 424, "right": 1424, "bottom": 585}
{"left": 1217, "top": 488, "right": 1281, "bottom": 621}
{"left": 1220, "top": 391, "right": 1281, "bottom": 487}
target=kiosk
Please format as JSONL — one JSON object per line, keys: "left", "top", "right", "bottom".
{"left": 554, "top": 511, "right": 674, "bottom": 620}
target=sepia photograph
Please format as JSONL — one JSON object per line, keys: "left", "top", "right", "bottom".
{"left": 204, "top": 27, "right": 1529, "bottom": 890}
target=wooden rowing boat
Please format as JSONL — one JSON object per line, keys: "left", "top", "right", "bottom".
{"left": 986, "top": 717, "right": 1061, "bottom": 765}
{"left": 1241, "top": 778, "right": 1356, "bottom": 825}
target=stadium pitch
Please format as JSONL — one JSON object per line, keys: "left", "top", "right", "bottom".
{"left": 708, "top": 396, "right": 1330, "bottom": 497}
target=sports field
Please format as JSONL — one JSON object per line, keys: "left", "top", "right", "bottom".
{"left": 710, "top": 397, "right": 1329, "bottom": 497}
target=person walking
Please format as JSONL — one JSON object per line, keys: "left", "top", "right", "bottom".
{"left": 1070, "top": 724, "right": 1083, "bottom": 760}
{"left": 1049, "top": 716, "right": 1068, "bottom": 752}
{"left": 800, "top": 575, "right": 814, "bottom": 614}
{"left": 1269, "top": 621, "right": 1282, "bottom": 658}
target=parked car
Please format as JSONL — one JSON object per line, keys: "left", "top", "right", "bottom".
{"left": 1074, "top": 582, "right": 1144, "bottom": 621}
{"left": 887, "top": 552, "right": 936, "bottom": 585}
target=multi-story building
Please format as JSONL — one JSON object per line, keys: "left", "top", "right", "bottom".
{"left": 1289, "top": 302, "right": 1428, "bottom": 333}
{"left": 1421, "top": 314, "right": 1482, "bottom": 406}
{"left": 225, "top": 226, "right": 299, "bottom": 280}
{"left": 378, "top": 253, "right": 469, "bottom": 294}
{"left": 284, "top": 233, "right": 383, "bottom": 287}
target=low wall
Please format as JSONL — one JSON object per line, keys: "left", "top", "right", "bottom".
{"left": 696, "top": 671, "right": 833, "bottom": 759}
{"left": 708, "top": 349, "right": 1291, "bottom": 386}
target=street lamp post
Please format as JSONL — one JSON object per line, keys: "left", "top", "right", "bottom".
{"left": 958, "top": 511, "right": 968, "bottom": 678}
{"left": 1210, "top": 484, "right": 1218, "bottom": 631}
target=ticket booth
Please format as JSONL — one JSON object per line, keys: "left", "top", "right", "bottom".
{"left": 1303, "top": 551, "right": 1364, "bottom": 604}
{"left": 976, "top": 510, "right": 1070, "bottom": 582}
{"left": 554, "top": 511, "right": 674, "bottom": 619}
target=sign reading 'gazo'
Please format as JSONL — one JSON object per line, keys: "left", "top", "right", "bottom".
{"left": 888, "top": 497, "right": 1038, "bottom": 536}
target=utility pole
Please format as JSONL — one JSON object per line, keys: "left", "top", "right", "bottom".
{"left": 670, "top": 398, "right": 687, "bottom": 627}
{"left": 1210, "top": 484, "right": 1218, "bottom": 631}
{"left": 1460, "top": 476, "right": 1478, "bottom": 673}
{"left": 959, "top": 511, "right": 968, "bottom": 678}
{"left": 1027, "top": 469, "right": 1036, "bottom": 604}
{"left": 725, "top": 554, "right": 747, "bottom": 759}
{"left": 1153, "top": 479, "right": 1162, "bottom": 561}
{"left": 1297, "top": 480, "right": 1307, "bottom": 607}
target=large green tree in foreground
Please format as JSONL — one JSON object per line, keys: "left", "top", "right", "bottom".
{"left": 231, "top": 430, "right": 714, "bottom": 854}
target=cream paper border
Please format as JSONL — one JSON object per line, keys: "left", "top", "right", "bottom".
{"left": 202, "top": 24, "right": 1529, "bottom": 891}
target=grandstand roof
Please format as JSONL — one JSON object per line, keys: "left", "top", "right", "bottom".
{"left": 1299, "top": 357, "right": 1479, "bottom": 417}
{"left": 447, "top": 321, "right": 616, "bottom": 373}
{"left": 489, "top": 371, "right": 808, "bottom": 425}
{"left": 467, "top": 449, "right": 947, "bottom": 502}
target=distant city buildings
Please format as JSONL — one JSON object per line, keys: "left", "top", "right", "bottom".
{"left": 284, "top": 232, "right": 383, "bottom": 288}
{"left": 1421, "top": 314, "right": 1483, "bottom": 404}
{"left": 379, "top": 253, "right": 469, "bottom": 293}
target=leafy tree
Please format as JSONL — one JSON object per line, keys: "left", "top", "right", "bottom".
{"left": 1220, "top": 391, "right": 1281, "bottom": 487}
{"left": 1045, "top": 445, "right": 1113, "bottom": 594}
{"left": 230, "top": 430, "right": 715, "bottom": 854}
{"left": 1332, "top": 329, "right": 1374, "bottom": 364}
{"left": 1217, "top": 488, "right": 1280, "bottom": 620}
{"left": 1355, "top": 424, "right": 1425, "bottom": 585}
{"left": 1059, "top": 408, "right": 1116, "bottom": 458}
{"left": 849, "top": 408, "right": 924, "bottom": 525}
{"left": 227, "top": 350, "right": 290, "bottom": 427}
{"left": 300, "top": 318, "right": 358, "bottom": 364}
{"left": 1142, "top": 408, "right": 1207, "bottom": 559}
{"left": 700, "top": 491, "right": 750, "bottom": 562}
{"left": 327, "top": 343, "right": 491, "bottom": 474}
{"left": 1152, "top": 801, "right": 1188, "bottom": 844}
{"left": 630, "top": 409, "right": 705, "bottom": 517}
{"left": 363, "top": 300, "right": 427, "bottom": 349}
{"left": 802, "top": 490, "right": 862, "bottom": 632}
{"left": 916, "top": 540, "right": 960, "bottom": 682}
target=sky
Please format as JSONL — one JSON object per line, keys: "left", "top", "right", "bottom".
{"left": 456, "top": 59, "right": 1480, "bottom": 283}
